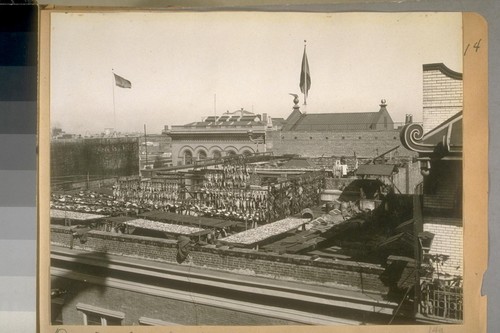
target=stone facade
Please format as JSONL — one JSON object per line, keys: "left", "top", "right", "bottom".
{"left": 168, "top": 109, "right": 271, "bottom": 166}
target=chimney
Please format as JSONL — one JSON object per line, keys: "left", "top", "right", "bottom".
{"left": 262, "top": 113, "right": 268, "bottom": 124}
{"left": 405, "top": 114, "right": 413, "bottom": 124}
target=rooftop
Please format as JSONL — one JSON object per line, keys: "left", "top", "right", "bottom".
{"left": 282, "top": 100, "right": 394, "bottom": 132}
{"left": 177, "top": 109, "right": 266, "bottom": 129}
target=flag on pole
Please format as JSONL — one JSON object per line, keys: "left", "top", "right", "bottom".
{"left": 299, "top": 45, "right": 311, "bottom": 104}
{"left": 114, "top": 73, "right": 132, "bottom": 89}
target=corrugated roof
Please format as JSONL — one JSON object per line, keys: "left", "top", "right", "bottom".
{"left": 356, "top": 164, "right": 397, "bottom": 177}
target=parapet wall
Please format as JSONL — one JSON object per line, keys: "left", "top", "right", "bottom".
{"left": 270, "top": 129, "right": 410, "bottom": 158}
{"left": 51, "top": 225, "right": 387, "bottom": 294}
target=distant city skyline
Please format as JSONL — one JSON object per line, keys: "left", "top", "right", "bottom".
{"left": 50, "top": 11, "right": 462, "bottom": 134}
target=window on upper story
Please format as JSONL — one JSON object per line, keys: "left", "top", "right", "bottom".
{"left": 76, "top": 303, "right": 124, "bottom": 326}
{"left": 139, "top": 317, "right": 180, "bottom": 326}
{"left": 197, "top": 150, "right": 207, "bottom": 160}
{"left": 183, "top": 150, "right": 193, "bottom": 165}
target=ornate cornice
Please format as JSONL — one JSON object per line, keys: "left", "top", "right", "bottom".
{"left": 400, "top": 112, "right": 462, "bottom": 156}
{"left": 423, "top": 63, "right": 462, "bottom": 80}
{"left": 400, "top": 123, "right": 436, "bottom": 153}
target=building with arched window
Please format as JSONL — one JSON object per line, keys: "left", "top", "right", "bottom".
{"left": 168, "top": 109, "right": 272, "bottom": 166}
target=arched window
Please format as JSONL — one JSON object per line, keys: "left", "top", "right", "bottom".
{"left": 226, "top": 150, "right": 237, "bottom": 156}
{"left": 197, "top": 150, "right": 207, "bottom": 160}
{"left": 242, "top": 150, "right": 253, "bottom": 157}
{"left": 212, "top": 150, "right": 222, "bottom": 159}
{"left": 183, "top": 150, "right": 193, "bottom": 165}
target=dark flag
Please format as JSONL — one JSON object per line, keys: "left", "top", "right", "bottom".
{"left": 114, "top": 73, "right": 132, "bottom": 89}
{"left": 299, "top": 45, "right": 311, "bottom": 104}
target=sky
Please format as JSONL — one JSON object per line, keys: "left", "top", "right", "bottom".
{"left": 50, "top": 11, "right": 462, "bottom": 135}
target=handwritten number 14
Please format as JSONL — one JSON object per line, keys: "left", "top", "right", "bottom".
{"left": 464, "top": 39, "right": 482, "bottom": 56}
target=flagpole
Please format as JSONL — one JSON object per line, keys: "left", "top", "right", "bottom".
{"left": 303, "top": 40, "right": 307, "bottom": 106}
{"left": 112, "top": 70, "right": 116, "bottom": 135}
{"left": 144, "top": 124, "right": 148, "bottom": 170}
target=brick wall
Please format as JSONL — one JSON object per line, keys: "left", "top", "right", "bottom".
{"left": 51, "top": 226, "right": 387, "bottom": 294}
{"left": 422, "top": 65, "right": 463, "bottom": 133}
{"left": 423, "top": 218, "right": 463, "bottom": 277}
{"left": 270, "top": 130, "right": 411, "bottom": 158}
{"left": 423, "top": 160, "right": 462, "bottom": 216}
{"left": 52, "top": 277, "right": 298, "bottom": 326}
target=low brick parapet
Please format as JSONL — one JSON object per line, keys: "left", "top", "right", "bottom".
{"left": 51, "top": 225, "right": 387, "bottom": 293}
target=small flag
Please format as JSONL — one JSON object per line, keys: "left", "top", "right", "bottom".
{"left": 114, "top": 73, "right": 132, "bottom": 89}
{"left": 299, "top": 45, "right": 311, "bottom": 104}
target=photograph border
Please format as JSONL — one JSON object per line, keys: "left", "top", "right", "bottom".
{"left": 37, "top": 8, "right": 488, "bottom": 333}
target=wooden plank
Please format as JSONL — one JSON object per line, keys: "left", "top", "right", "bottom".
{"left": 308, "top": 250, "right": 351, "bottom": 260}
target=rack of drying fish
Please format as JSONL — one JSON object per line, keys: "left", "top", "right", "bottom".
{"left": 219, "top": 217, "right": 310, "bottom": 248}
{"left": 122, "top": 218, "right": 208, "bottom": 237}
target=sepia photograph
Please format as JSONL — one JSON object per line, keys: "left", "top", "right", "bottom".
{"left": 40, "top": 9, "right": 477, "bottom": 330}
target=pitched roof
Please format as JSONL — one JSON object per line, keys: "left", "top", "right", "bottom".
{"left": 282, "top": 101, "right": 393, "bottom": 131}
{"left": 289, "top": 112, "right": 380, "bottom": 131}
